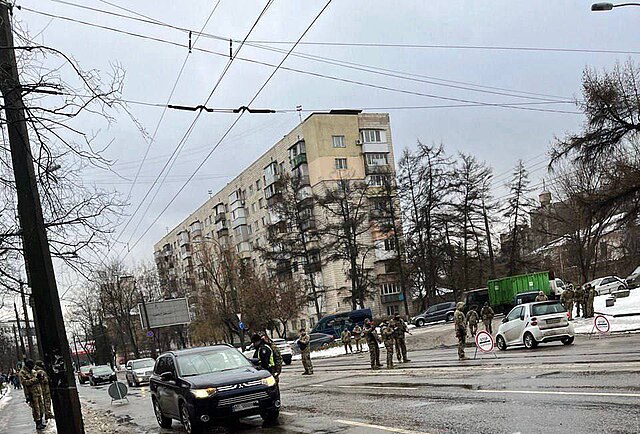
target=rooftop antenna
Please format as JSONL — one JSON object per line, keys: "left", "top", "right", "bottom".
{"left": 296, "top": 105, "right": 302, "bottom": 123}
{"left": 208, "top": 190, "right": 213, "bottom": 198}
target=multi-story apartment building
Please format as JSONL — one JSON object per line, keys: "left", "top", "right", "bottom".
{"left": 153, "top": 110, "right": 405, "bottom": 330}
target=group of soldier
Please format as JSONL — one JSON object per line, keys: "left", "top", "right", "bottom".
{"left": 17, "top": 359, "right": 54, "bottom": 430}
{"left": 454, "top": 302, "right": 495, "bottom": 360}
{"left": 559, "top": 284, "right": 598, "bottom": 319}
{"left": 358, "top": 314, "right": 411, "bottom": 369}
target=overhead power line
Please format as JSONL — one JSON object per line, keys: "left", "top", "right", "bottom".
{"left": 121, "top": 0, "right": 335, "bottom": 261}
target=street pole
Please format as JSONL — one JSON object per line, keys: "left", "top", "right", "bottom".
{"left": 139, "top": 290, "right": 157, "bottom": 358}
{"left": 0, "top": 4, "right": 85, "bottom": 432}
{"left": 13, "top": 302, "right": 26, "bottom": 359}
{"left": 20, "top": 281, "right": 35, "bottom": 358}
{"left": 12, "top": 325, "right": 22, "bottom": 362}
{"left": 72, "top": 334, "right": 82, "bottom": 370}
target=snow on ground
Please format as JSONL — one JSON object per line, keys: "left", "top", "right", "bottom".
{"left": 291, "top": 342, "right": 381, "bottom": 361}
{"left": 574, "top": 289, "right": 640, "bottom": 334}
{"left": 0, "top": 388, "right": 12, "bottom": 413}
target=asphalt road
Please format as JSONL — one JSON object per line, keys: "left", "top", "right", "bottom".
{"left": 3, "top": 328, "right": 640, "bottom": 433}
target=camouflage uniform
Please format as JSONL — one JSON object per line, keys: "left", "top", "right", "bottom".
{"left": 466, "top": 308, "right": 479, "bottom": 337}
{"left": 480, "top": 303, "right": 494, "bottom": 334}
{"left": 363, "top": 321, "right": 382, "bottom": 369}
{"left": 573, "top": 286, "right": 584, "bottom": 317}
{"left": 352, "top": 325, "right": 363, "bottom": 353}
{"left": 560, "top": 288, "right": 575, "bottom": 319}
{"left": 18, "top": 363, "right": 44, "bottom": 426}
{"left": 454, "top": 302, "right": 468, "bottom": 360}
{"left": 392, "top": 315, "right": 410, "bottom": 363}
{"left": 35, "top": 361, "right": 53, "bottom": 420}
{"left": 535, "top": 291, "right": 548, "bottom": 302}
{"left": 340, "top": 329, "right": 353, "bottom": 354}
{"left": 586, "top": 286, "right": 597, "bottom": 318}
{"left": 297, "top": 330, "right": 313, "bottom": 375}
{"left": 381, "top": 323, "right": 395, "bottom": 369}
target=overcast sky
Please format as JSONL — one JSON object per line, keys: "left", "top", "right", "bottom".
{"left": 17, "top": 0, "right": 640, "bottom": 278}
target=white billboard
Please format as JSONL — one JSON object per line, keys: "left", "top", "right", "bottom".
{"left": 139, "top": 298, "right": 191, "bottom": 329}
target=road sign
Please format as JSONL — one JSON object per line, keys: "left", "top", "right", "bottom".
{"left": 594, "top": 315, "right": 610, "bottom": 334}
{"left": 108, "top": 381, "right": 128, "bottom": 405}
{"left": 139, "top": 298, "right": 191, "bottom": 329}
{"left": 238, "top": 321, "right": 245, "bottom": 330}
{"left": 475, "top": 330, "right": 495, "bottom": 353}
{"left": 146, "top": 330, "right": 154, "bottom": 338}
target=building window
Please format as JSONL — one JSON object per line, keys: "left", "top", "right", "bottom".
{"left": 381, "top": 282, "right": 401, "bottom": 295}
{"left": 386, "top": 305, "right": 400, "bottom": 316}
{"left": 383, "top": 238, "right": 396, "bottom": 251}
{"left": 367, "top": 174, "right": 387, "bottom": 186}
{"left": 366, "top": 153, "right": 388, "bottom": 165}
{"left": 251, "top": 203, "right": 257, "bottom": 213}
{"left": 258, "top": 198, "right": 264, "bottom": 208}
{"left": 335, "top": 158, "right": 348, "bottom": 170}
{"left": 248, "top": 224, "right": 253, "bottom": 235}
{"left": 332, "top": 135, "right": 346, "bottom": 148}
{"left": 254, "top": 221, "right": 259, "bottom": 231}
{"left": 261, "top": 216, "right": 267, "bottom": 226}
{"left": 256, "top": 179, "right": 261, "bottom": 190}
{"left": 361, "top": 129, "right": 383, "bottom": 143}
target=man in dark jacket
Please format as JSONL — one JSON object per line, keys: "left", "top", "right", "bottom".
{"left": 251, "top": 334, "right": 275, "bottom": 375}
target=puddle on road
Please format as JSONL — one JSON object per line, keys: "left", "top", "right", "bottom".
{"left": 364, "top": 382, "right": 479, "bottom": 390}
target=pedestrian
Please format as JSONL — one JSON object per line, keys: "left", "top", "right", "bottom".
{"left": 363, "top": 319, "right": 382, "bottom": 369}
{"left": 381, "top": 321, "right": 395, "bottom": 369}
{"left": 251, "top": 333, "right": 276, "bottom": 376}
{"left": 535, "top": 291, "right": 548, "bottom": 302}
{"left": 586, "top": 284, "right": 597, "bottom": 318}
{"left": 19, "top": 359, "right": 45, "bottom": 430}
{"left": 340, "top": 328, "right": 353, "bottom": 355}
{"left": 297, "top": 328, "right": 313, "bottom": 375}
{"left": 560, "top": 286, "right": 575, "bottom": 320}
{"left": 573, "top": 285, "right": 584, "bottom": 318}
{"left": 262, "top": 335, "right": 283, "bottom": 383}
{"left": 352, "top": 324, "right": 363, "bottom": 353}
{"left": 34, "top": 361, "right": 53, "bottom": 421}
{"left": 454, "top": 302, "right": 468, "bottom": 360}
{"left": 466, "top": 306, "right": 479, "bottom": 337}
{"left": 480, "top": 302, "right": 495, "bottom": 334}
{"left": 392, "top": 314, "right": 411, "bottom": 363}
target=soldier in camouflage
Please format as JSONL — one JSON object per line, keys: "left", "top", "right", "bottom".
{"left": 381, "top": 321, "right": 395, "bottom": 369}
{"left": 352, "top": 324, "right": 363, "bottom": 353}
{"left": 586, "top": 284, "right": 597, "bottom": 318}
{"left": 573, "top": 285, "right": 585, "bottom": 318}
{"left": 392, "top": 314, "right": 410, "bottom": 363}
{"left": 19, "top": 359, "right": 45, "bottom": 430}
{"left": 535, "top": 291, "right": 548, "bottom": 302}
{"left": 466, "top": 306, "right": 479, "bottom": 337}
{"left": 35, "top": 361, "right": 53, "bottom": 421}
{"left": 297, "top": 329, "right": 313, "bottom": 375}
{"left": 480, "top": 302, "right": 495, "bottom": 334}
{"left": 340, "top": 329, "right": 353, "bottom": 354}
{"left": 363, "top": 319, "right": 382, "bottom": 369}
{"left": 454, "top": 302, "right": 468, "bottom": 360}
{"left": 560, "top": 286, "right": 575, "bottom": 320}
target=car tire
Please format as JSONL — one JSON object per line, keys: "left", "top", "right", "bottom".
{"left": 152, "top": 398, "right": 172, "bottom": 429}
{"left": 261, "top": 409, "right": 280, "bottom": 423}
{"left": 523, "top": 332, "right": 538, "bottom": 349}
{"left": 180, "top": 402, "right": 202, "bottom": 434}
{"left": 561, "top": 336, "right": 575, "bottom": 345}
{"left": 416, "top": 319, "right": 425, "bottom": 327}
{"left": 445, "top": 313, "right": 454, "bottom": 322}
{"left": 283, "top": 356, "right": 292, "bottom": 366}
{"left": 496, "top": 335, "right": 507, "bottom": 351}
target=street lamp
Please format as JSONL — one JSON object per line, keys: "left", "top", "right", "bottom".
{"left": 591, "top": 2, "right": 640, "bottom": 11}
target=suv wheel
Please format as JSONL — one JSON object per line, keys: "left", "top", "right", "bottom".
{"left": 523, "top": 332, "right": 538, "bottom": 349}
{"left": 445, "top": 313, "right": 454, "bottom": 322}
{"left": 180, "top": 403, "right": 201, "bottom": 434}
{"left": 416, "top": 318, "right": 425, "bottom": 327}
{"left": 153, "top": 398, "right": 172, "bottom": 429}
{"left": 496, "top": 335, "right": 507, "bottom": 351}
{"left": 561, "top": 336, "right": 575, "bottom": 345}
{"left": 261, "top": 409, "right": 280, "bottom": 423}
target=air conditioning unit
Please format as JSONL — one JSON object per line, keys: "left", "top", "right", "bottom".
{"left": 355, "top": 139, "right": 363, "bottom": 145}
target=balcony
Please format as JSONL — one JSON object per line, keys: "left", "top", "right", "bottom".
{"left": 365, "top": 164, "right": 390, "bottom": 175}
{"left": 291, "top": 153, "right": 307, "bottom": 168}
{"left": 296, "top": 186, "right": 313, "bottom": 202}
{"left": 267, "top": 191, "right": 283, "bottom": 207}
{"left": 295, "top": 174, "right": 310, "bottom": 187}
{"left": 178, "top": 232, "right": 190, "bottom": 246}
{"left": 264, "top": 171, "right": 279, "bottom": 187}
{"left": 300, "top": 218, "right": 316, "bottom": 232}
{"left": 304, "top": 259, "right": 322, "bottom": 274}
{"left": 180, "top": 250, "right": 192, "bottom": 260}
{"left": 381, "top": 293, "right": 404, "bottom": 304}
{"left": 231, "top": 216, "right": 247, "bottom": 228}
{"left": 362, "top": 142, "right": 389, "bottom": 154}
{"left": 214, "top": 212, "right": 226, "bottom": 223}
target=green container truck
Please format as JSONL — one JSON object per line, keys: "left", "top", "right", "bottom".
{"left": 486, "top": 271, "right": 566, "bottom": 312}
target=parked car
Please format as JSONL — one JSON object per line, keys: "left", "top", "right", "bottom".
{"left": 625, "top": 265, "right": 640, "bottom": 289}
{"left": 291, "top": 332, "right": 335, "bottom": 355}
{"left": 496, "top": 301, "right": 574, "bottom": 351}
{"left": 311, "top": 308, "right": 372, "bottom": 338}
{"left": 411, "top": 302, "right": 457, "bottom": 327}
{"left": 271, "top": 339, "right": 292, "bottom": 365}
{"left": 150, "top": 345, "right": 280, "bottom": 434}
{"left": 88, "top": 365, "right": 116, "bottom": 386}
{"left": 513, "top": 291, "right": 541, "bottom": 306}
{"left": 77, "top": 365, "right": 93, "bottom": 385}
{"left": 587, "top": 276, "right": 627, "bottom": 295}
{"left": 125, "top": 358, "right": 156, "bottom": 387}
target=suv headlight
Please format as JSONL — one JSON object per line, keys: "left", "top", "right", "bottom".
{"left": 261, "top": 376, "right": 276, "bottom": 387}
{"left": 191, "top": 387, "right": 217, "bottom": 399}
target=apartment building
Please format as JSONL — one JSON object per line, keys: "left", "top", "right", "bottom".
{"left": 153, "top": 110, "right": 405, "bottom": 330}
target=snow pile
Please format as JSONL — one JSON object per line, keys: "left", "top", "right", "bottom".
{"left": 291, "top": 342, "right": 382, "bottom": 360}
{"left": 573, "top": 289, "right": 640, "bottom": 334}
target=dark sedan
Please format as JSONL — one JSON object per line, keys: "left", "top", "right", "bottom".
{"left": 88, "top": 365, "right": 116, "bottom": 386}
{"left": 150, "top": 345, "right": 280, "bottom": 434}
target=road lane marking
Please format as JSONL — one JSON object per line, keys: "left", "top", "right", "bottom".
{"left": 280, "top": 411, "right": 297, "bottom": 416}
{"left": 335, "top": 419, "right": 429, "bottom": 434}
{"left": 478, "top": 389, "right": 640, "bottom": 398}
{"left": 309, "top": 384, "right": 418, "bottom": 391}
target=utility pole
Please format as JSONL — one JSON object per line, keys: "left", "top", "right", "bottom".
{"left": 20, "top": 281, "right": 35, "bottom": 358}
{"left": 13, "top": 302, "right": 26, "bottom": 359}
{"left": 139, "top": 290, "right": 157, "bottom": 358}
{"left": 0, "top": 4, "right": 85, "bottom": 433}
{"left": 12, "top": 324, "right": 22, "bottom": 361}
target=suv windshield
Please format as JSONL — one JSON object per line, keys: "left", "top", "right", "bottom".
{"left": 132, "top": 360, "right": 155, "bottom": 370}
{"left": 177, "top": 347, "right": 251, "bottom": 377}
{"left": 532, "top": 302, "right": 566, "bottom": 316}
{"left": 80, "top": 366, "right": 92, "bottom": 373}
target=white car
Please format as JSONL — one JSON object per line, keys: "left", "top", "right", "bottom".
{"left": 496, "top": 301, "right": 574, "bottom": 351}
{"left": 124, "top": 358, "right": 155, "bottom": 387}
{"left": 587, "top": 276, "right": 627, "bottom": 295}
{"left": 243, "top": 338, "right": 293, "bottom": 365}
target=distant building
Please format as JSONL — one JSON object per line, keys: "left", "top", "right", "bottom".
{"left": 154, "top": 110, "right": 406, "bottom": 331}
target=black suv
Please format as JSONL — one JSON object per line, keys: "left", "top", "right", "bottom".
{"left": 411, "top": 302, "right": 457, "bottom": 327}
{"left": 150, "top": 345, "right": 280, "bottom": 434}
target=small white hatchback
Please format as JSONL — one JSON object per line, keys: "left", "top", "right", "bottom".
{"left": 496, "top": 301, "right": 575, "bottom": 351}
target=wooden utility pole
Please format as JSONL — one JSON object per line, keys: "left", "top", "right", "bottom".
{"left": 20, "top": 282, "right": 35, "bottom": 358}
{"left": 0, "top": 4, "right": 85, "bottom": 432}
{"left": 13, "top": 302, "right": 26, "bottom": 359}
